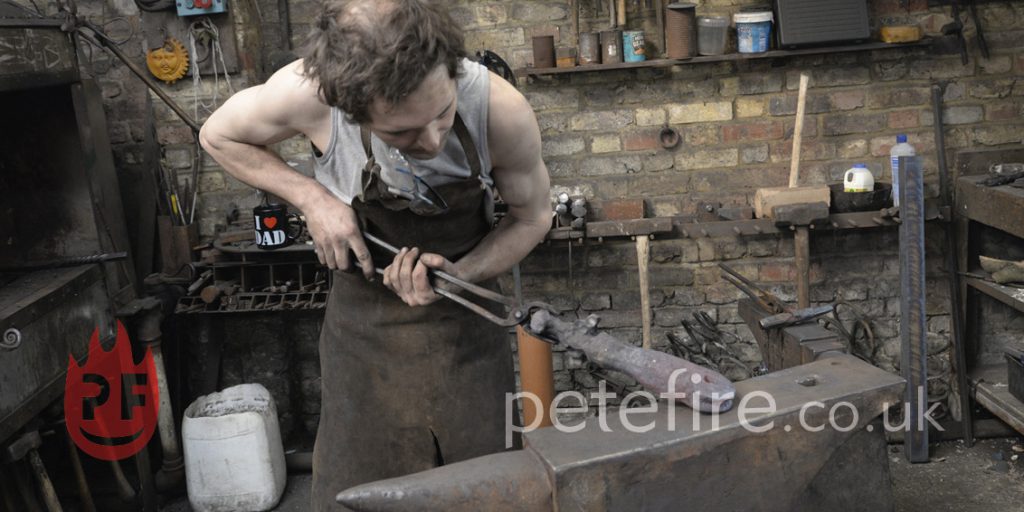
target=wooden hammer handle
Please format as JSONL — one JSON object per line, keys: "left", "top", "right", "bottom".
{"left": 789, "top": 73, "right": 810, "bottom": 188}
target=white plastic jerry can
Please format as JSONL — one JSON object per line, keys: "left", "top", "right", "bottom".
{"left": 844, "top": 164, "right": 875, "bottom": 193}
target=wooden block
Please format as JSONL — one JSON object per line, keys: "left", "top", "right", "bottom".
{"left": 880, "top": 26, "right": 922, "bottom": 43}
{"left": 754, "top": 185, "right": 831, "bottom": 219}
{"left": 599, "top": 198, "right": 647, "bottom": 220}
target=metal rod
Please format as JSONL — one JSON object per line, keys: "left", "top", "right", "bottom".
{"left": 899, "top": 155, "right": 929, "bottom": 463}
{"left": 933, "top": 83, "right": 974, "bottom": 447}
{"left": 795, "top": 226, "right": 810, "bottom": 309}
{"left": 77, "top": 22, "right": 201, "bottom": 133}
{"left": 362, "top": 232, "right": 515, "bottom": 307}
{"left": 0, "top": 252, "right": 127, "bottom": 272}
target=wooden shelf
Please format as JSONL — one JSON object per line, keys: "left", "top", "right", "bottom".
{"left": 522, "top": 39, "right": 933, "bottom": 77}
{"left": 969, "top": 364, "right": 1024, "bottom": 436}
{"left": 965, "top": 277, "right": 1024, "bottom": 315}
{"left": 956, "top": 176, "right": 1024, "bottom": 240}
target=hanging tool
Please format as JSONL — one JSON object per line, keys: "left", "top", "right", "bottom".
{"left": 967, "top": 0, "right": 988, "bottom": 59}
{"left": 942, "top": 0, "right": 969, "bottom": 65}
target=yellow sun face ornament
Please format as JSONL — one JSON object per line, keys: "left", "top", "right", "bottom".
{"left": 146, "top": 37, "right": 189, "bottom": 84}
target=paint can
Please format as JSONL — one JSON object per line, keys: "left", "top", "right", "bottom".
{"left": 579, "top": 32, "right": 601, "bottom": 65}
{"left": 665, "top": 2, "right": 697, "bottom": 59}
{"left": 532, "top": 35, "right": 555, "bottom": 68}
{"left": 600, "top": 29, "right": 623, "bottom": 64}
{"left": 622, "top": 30, "right": 646, "bottom": 62}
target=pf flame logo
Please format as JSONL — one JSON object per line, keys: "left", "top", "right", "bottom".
{"left": 65, "top": 321, "right": 159, "bottom": 461}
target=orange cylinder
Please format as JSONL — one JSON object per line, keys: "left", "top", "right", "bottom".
{"left": 517, "top": 326, "right": 555, "bottom": 428}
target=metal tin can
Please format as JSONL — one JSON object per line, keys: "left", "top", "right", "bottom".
{"left": 600, "top": 29, "right": 623, "bottom": 64}
{"left": 532, "top": 35, "right": 555, "bottom": 68}
{"left": 579, "top": 32, "right": 601, "bottom": 65}
{"left": 623, "top": 30, "right": 646, "bottom": 62}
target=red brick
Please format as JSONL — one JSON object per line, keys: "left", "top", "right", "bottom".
{"left": 759, "top": 263, "right": 793, "bottom": 283}
{"left": 888, "top": 110, "right": 920, "bottom": 129}
{"left": 623, "top": 131, "right": 661, "bottom": 151}
{"left": 600, "top": 198, "right": 647, "bottom": 220}
{"left": 722, "top": 121, "right": 785, "bottom": 143}
{"left": 987, "top": 103, "right": 1021, "bottom": 121}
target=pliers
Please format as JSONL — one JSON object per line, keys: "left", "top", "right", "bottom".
{"left": 360, "top": 232, "right": 558, "bottom": 334}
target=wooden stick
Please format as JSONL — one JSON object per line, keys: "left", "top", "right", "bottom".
{"left": 789, "top": 73, "right": 810, "bottom": 188}
{"left": 636, "top": 235, "right": 652, "bottom": 349}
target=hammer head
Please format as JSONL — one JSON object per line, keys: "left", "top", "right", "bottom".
{"left": 2, "top": 431, "right": 41, "bottom": 463}
{"left": 772, "top": 202, "right": 830, "bottom": 229}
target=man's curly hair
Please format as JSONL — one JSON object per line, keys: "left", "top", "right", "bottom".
{"left": 301, "top": 0, "right": 467, "bottom": 124}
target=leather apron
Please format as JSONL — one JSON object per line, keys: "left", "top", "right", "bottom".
{"left": 311, "top": 115, "right": 517, "bottom": 511}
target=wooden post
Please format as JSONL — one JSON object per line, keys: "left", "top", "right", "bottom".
{"left": 636, "top": 235, "right": 652, "bottom": 349}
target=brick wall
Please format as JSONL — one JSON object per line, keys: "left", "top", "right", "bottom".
{"left": 467, "top": 0, "right": 1024, "bottom": 411}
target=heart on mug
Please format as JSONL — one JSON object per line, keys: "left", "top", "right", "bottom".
{"left": 263, "top": 217, "right": 278, "bottom": 229}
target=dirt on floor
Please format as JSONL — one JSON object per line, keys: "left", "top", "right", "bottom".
{"left": 890, "top": 437, "right": 1024, "bottom": 512}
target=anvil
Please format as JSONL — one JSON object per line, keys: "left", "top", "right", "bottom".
{"left": 338, "top": 354, "right": 904, "bottom": 512}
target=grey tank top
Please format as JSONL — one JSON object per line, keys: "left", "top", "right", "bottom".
{"left": 313, "top": 58, "right": 493, "bottom": 205}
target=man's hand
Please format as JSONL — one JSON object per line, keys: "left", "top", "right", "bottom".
{"left": 382, "top": 247, "right": 455, "bottom": 306}
{"left": 302, "top": 192, "right": 375, "bottom": 279}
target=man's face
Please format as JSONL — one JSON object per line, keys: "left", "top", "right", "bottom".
{"left": 366, "top": 65, "right": 458, "bottom": 160}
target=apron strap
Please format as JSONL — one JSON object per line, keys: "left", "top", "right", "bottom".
{"left": 358, "top": 112, "right": 482, "bottom": 178}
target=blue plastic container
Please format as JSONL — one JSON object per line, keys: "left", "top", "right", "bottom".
{"left": 622, "top": 30, "right": 646, "bottom": 62}
{"left": 734, "top": 11, "right": 773, "bottom": 53}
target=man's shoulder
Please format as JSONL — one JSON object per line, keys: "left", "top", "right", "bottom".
{"left": 260, "top": 59, "right": 332, "bottom": 131}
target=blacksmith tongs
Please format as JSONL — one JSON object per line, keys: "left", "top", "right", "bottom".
{"left": 360, "top": 232, "right": 556, "bottom": 330}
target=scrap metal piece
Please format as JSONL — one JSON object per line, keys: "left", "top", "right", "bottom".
{"left": 529, "top": 310, "right": 735, "bottom": 413}
{"left": 337, "top": 355, "right": 904, "bottom": 512}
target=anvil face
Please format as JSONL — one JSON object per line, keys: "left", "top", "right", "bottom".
{"left": 339, "top": 355, "right": 904, "bottom": 512}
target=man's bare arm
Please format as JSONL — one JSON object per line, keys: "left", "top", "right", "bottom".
{"left": 199, "top": 60, "right": 374, "bottom": 277}
{"left": 450, "top": 73, "right": 552, "bottom": 283}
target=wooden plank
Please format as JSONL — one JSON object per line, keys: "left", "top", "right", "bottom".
{"left": 965, "top": 277, "right": 1024, "bottom": 315}
{"left": 522, "top": 40, "right": 932, "bottom": 77}
{"left": 585, "top": 218, "right": 673, "bottom": 238}
{"left": 956, "top": 175, "right": 1024, "bottom": 240}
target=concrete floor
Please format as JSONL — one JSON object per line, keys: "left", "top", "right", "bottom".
{"left": 159, "top": 437, "right": 1024, "bottom": 511}
{"left": 890, "top": 437, "right": 1024, "bottom": 512}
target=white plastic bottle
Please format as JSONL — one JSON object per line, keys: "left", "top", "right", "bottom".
{"left": 890, "top": 134, "right": 915, "bottom": 207}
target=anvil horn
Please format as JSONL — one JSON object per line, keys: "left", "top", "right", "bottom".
{"left": 335, "top": 449, "right": 552, "bottom": 512}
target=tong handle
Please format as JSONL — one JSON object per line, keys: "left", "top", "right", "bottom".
{"left": 361, "top": 232, "right": 517, "bottom": 308}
